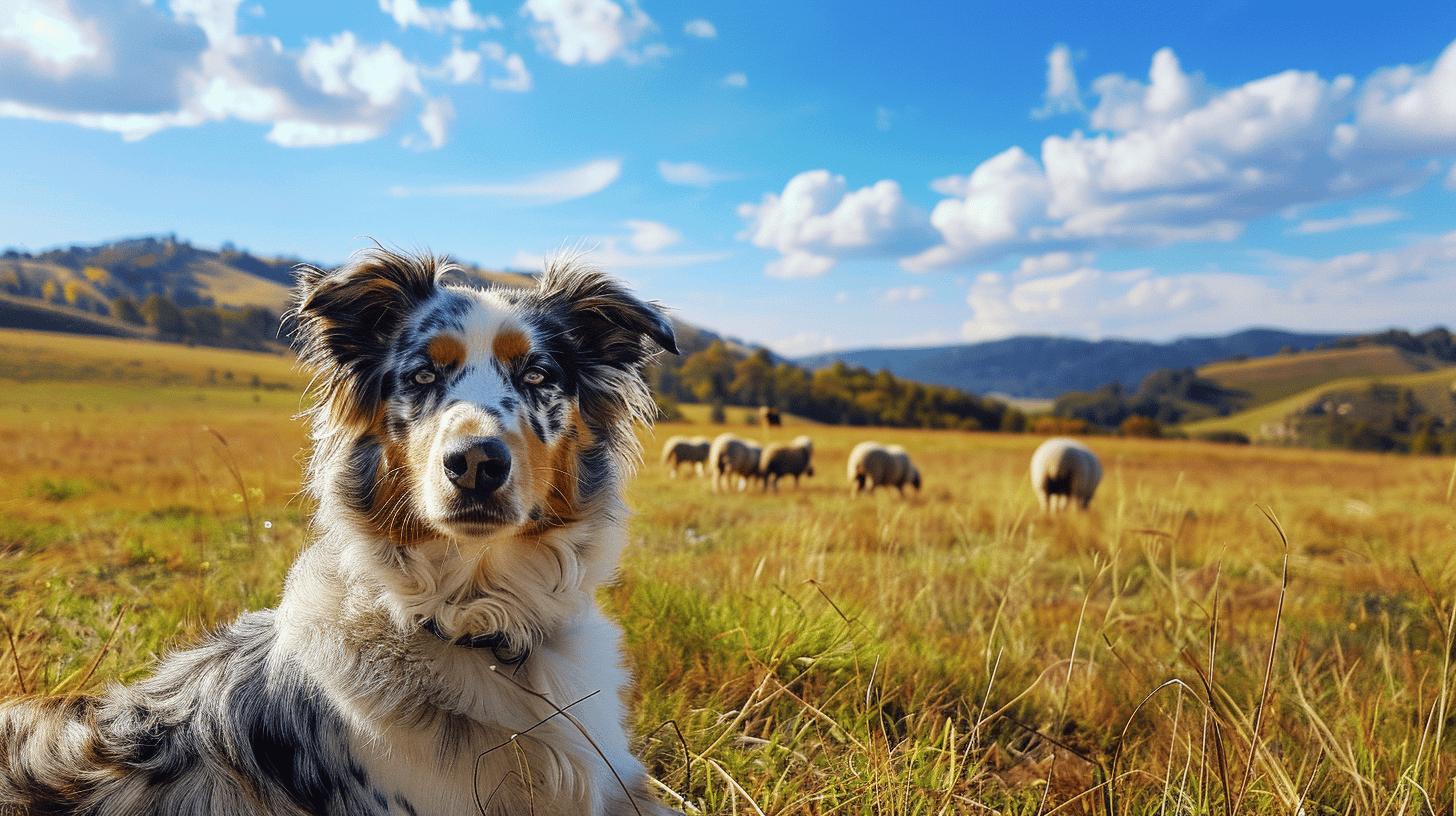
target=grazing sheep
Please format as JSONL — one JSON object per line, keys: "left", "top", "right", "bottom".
{"left": 847, "top": 441, "right": 922, "bottom": 496}
{"left": 760, "top": 435, "right": 815, "bottom": 491}
{"left": 709, "top": 433, "right": 763, "bottom": 492}
{"left": 661, "top": 434, "right": 711, "bottom": 478}
{"left": 1030, "top": 437, "right": 1102, "bottom": 511}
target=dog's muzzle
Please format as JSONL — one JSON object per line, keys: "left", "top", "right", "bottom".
{"left": 442, "top": 437, "right": 511, "bottom": 498}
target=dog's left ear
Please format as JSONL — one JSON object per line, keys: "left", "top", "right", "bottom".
{"left": 532, "top": 259, "right": 678, "bottom": 369}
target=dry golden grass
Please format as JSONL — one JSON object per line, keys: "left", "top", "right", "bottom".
{"left": 2, "top": 328, "right": 1455, "bottom": 814}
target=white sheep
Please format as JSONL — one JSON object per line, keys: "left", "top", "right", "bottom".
{"left": 1029, "top": 437, "right": 1102, "bottom": 511}
{"left": 660, "top": 435, "right": 711, "bottom": 478}
{"left": 847, "top": 441, "right": 921, "bottom": 496}
{"left": 759, "top": 435, "right": 815, "bottom": 491}
{"left": 708, "top": 433, "right": 763, "bottom": 493}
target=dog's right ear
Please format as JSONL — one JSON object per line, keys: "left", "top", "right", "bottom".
{"left": 291, "top": 248, "right": 440, "bottom": 427}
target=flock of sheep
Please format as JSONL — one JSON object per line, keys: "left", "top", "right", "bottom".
{"left": 661, "top": 432, "right": 1103, "bottom": 510}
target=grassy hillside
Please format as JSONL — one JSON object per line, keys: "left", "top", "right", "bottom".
{"left": 2, "top": 329, "right": 1455, "bottom": 812}
{"left": 1185, "top": 365, "right": 1456, "bottom": 438}
{"left": 0, "top": 295, "right": 149, "bottom": 339}
{"left": 1200, "top": 345, "right": 1447, "bottom": 405}
{"left": 0, "top": 236, "right": 535, "bottom": 320}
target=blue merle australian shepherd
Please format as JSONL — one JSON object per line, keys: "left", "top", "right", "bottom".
{"left": 0, "top": 250, "right": 683, "bottom": 815}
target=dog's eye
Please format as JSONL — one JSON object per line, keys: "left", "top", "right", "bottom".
{"left": 522, "top": 367, "right": 548, "bottom": 386}
{"left": 413, "top": 368, "right": 437, "bottom": 385}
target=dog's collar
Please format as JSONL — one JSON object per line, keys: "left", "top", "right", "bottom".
{"left": 419, "top": 618, "right": 529, "bottom": 665}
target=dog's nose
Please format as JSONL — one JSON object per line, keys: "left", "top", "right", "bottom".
{"left": 443, "top": 437, "right": 512, "bottom": 497}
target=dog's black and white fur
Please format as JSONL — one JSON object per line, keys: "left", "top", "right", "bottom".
{"left": 0, "top": 250, "right": 682, "bottom": 815}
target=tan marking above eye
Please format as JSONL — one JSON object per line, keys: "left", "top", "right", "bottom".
{"left": 492, "top": 328, "right": 531, "bottom": 363}
{"left": 426, "top": 335, "right": 466, "bottom": 368}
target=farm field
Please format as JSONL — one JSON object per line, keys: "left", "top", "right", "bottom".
{"left": 1, "top": 328, "right": 1455, "bottom": 814}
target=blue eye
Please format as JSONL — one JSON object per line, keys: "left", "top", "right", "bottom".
{"left": 413, "top": 369, "right": 437, "bottom": 385}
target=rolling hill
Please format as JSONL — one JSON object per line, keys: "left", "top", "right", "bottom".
{"left": 797, "top": 328, "right": 1341, "bottom": 399}
{"left": 0, "top": 236, "right": 535, "bottom": 319}
{"left": 1198, "top": 345, "right": 1451, "bottom": 405}
{"left": 1184, "top": 366, "right": 1456, "bottom": 439}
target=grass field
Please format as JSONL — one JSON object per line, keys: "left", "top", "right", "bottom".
{"left": 3, "top": 328, "right": 1456, "bottom": 814}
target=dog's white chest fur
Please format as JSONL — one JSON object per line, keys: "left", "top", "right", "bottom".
{"left": 343, "top": 608, "right": 640, "bottom": 815}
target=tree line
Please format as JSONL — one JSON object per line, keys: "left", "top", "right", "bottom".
{"left": 110, "top": 294, "right": 282, "bottom": 350}
{"left": 650, "top": 342, "right": 1028, "bottom": 431}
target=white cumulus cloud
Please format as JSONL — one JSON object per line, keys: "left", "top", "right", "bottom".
{"left": 379, "top": 0, "right": 500, "bottom": 32}
{"left": 404, "top": 96, "right": 453, "bottom": 149}
{"left": 521, "top": 0, "right": 658, "bottom": 66}
{"left": 481, "top": 42, "right": 532, "bottom": 91}
{"left": 0, "top": 0, "right": 102, "bottom": 78}
{"left": 905, "top": 41, "right": 1455, "bottom": 270}
{"left": 737, "top": 169, "right": 935, "bottom": 277}
{"left": 0, "top": 0, "right": 463, "bottom": 148}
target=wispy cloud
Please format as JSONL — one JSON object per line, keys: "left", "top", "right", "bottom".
{"left": 1031, "top": 44, "right": 1083, "bottom": 118}
{"left": 657, "top": 160, "right": 739, "bottom": 187}
{"left": 1288, "top": 207, "right": 1405, "bottom": 235}
{"left": 882, "top": 285, "right": 929, "bottom": 303}
{"left": 721, "top": 71, "right": 747, "bottom": 88}
{"left": 513, "top": 218, "right": 728, "bottom": 272}
{"left": 683, "top": 19, "right": 716, "bottom": 39}
{"left": 389, "top": 158, "right": 622, "bottom": 203}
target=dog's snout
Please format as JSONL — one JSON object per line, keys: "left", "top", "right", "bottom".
{"left": 443, "top": 437, "right": 512, "bottom": 496}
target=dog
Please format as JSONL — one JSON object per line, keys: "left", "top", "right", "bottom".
{"left": 0, "top": 249, "right": 683, "bottom": 815}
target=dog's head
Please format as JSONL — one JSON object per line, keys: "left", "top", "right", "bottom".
{"left": 292, "top": 248, "right": 675, "bottom": 546}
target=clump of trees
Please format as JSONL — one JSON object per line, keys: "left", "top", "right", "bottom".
{"left": 112, "top": 294, "right": 280, "bottom": 350}
{"left": 652, "top": 341, "right": 1026, "bottom": 430}
{"left": 1282, "top": 383, "right": 1456, "bottom": 454}
{"left": 1325, "top": 327, "right": 1455, "bottom": 362}
{"left": 1053, "top": 367, "right": 1248, "bottom": 433}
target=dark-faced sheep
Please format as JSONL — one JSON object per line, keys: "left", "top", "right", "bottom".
{"left": 661, "top": 435, "right": 710, "bottom": 478}
{"left": 709, "top": 433, "right": 762, "bottom": 492}
{"left": 759, "top": 435, "right": 814, "bottom": 491}
{"left": 1030, "top": 437, "right": 1102, "bottom": 511}
{"left": 847, "top": 441, "right": 921, "bottom": 496}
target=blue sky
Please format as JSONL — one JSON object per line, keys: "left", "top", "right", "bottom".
{"left": 2, "top": 1, "right": 1455, "bottom": 355}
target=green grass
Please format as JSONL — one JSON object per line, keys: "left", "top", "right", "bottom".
{"left": 2, "top": 328, "right": 1456, "bottom": 814}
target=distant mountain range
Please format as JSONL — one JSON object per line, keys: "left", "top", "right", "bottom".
{"left": 797, "top": 329, "right": 1345, "bottom": 399}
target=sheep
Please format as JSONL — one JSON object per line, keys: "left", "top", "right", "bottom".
{"left": 759, "top": 435, "right": 815, "bottom": 491}
{"left": 708, "top": 433, "right": 763, "bottom": 492}
{"left": 661, "top": 435, "right": 711, "bottom": 478}
{"left": 847, "top": 441, "right": 921, "bottom": 496}
{"left": 1030, "top": 437, "right": 1102, "bottom": 511}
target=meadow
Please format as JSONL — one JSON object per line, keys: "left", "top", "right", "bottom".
{"left": 1, "top": 327, "right": 1455, "bottom": 814}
